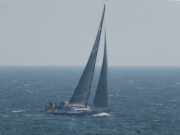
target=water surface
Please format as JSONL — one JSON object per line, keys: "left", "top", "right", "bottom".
{"left": 0, "top": 66, "right": 180, "bottom": 135}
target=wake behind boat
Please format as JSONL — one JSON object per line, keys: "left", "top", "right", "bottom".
{"left": 45, "top": 5, "right": 110, "bottom": 116}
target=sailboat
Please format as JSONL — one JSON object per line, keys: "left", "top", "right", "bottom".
{"left": 45, "top": 5, "right": 110, "bottom": 116}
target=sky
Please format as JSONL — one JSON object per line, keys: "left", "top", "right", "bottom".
{"left": 0, "top": 0, "right": 180, "bottom": 66}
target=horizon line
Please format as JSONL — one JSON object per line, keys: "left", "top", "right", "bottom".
{"left": 0, "top": 65, "right": 180, "bottom": 67}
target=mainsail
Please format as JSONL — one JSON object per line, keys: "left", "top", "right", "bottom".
{"left": 93, "top": 31, "right": 109, "bottom": 108}
{"left": 69, "top": 6, "right": 106, "bottom": 105}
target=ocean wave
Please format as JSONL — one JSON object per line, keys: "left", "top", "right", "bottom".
{"left": 24, "top": 114, "right": 33, "bottom": 117}
{"left": 36, "top": 81, "right": 43, "bottom": 84}
{"left": 12, "top": 110, "right": 26, "bottom": 113}
{"left": 168, "top": 99, "right": 178, "bottom": 102}
{"left": 92, "top": 112, "right": 109, "bottom": 117}
{"left": 11, "top": 80, "right": 17, "bottom": 83}
{"left": 128, "top": 80, "right": 134, "bottom": 84}
{"left": 24, "top": 83, "right": 29, "bottom": 86}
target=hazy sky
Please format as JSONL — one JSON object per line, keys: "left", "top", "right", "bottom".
{"left": 0, "top": 0, "right": 180, "bottom": 66}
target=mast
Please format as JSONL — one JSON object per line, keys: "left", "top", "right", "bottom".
{"left": 93, "top": 30, "right": 109, "bottom": 108}
{"left": 69, "top": 5, "right": 106, "bottom": 105}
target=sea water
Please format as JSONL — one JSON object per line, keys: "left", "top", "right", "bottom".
{"left": 0, "top": 66, "right": 180, "bottom": 135}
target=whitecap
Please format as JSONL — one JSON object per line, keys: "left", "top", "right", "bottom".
{"left": 55, "top": 95, "right": 60, "bottom": 98}
{"left": 36, "top": 81, "right": 43, "bottom": 84}
{"left": 24, "top": 84, "right": 29, "bottom": 86}
{"left": 151, "top": 104, "right": 163, "bottom": 106}
{"left": 128, "top": 80, "right": 134, "bottom": 84}
{"left": 153, "top": 119, "right": 159, "bottom": 122}
{"left": 92, "top": 112, "right": 109, "bottom": 117}
{"left": 12, "top": 110, "right": 26, "bottom": 113}
{"left": 168, "top": 99, "right": 178, "bottom": 102}
{"left": 11, "top": 80, "right": 17, "bottom": 83}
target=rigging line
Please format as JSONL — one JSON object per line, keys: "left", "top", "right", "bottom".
{"left": 70, "top": 7, "right": 104, "bottom": 67}
{"left": 96, "top": 9, "right": 106, "bottom": 66}
{"left": 104, "top": 0, "right": 107, "bottom": 4}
